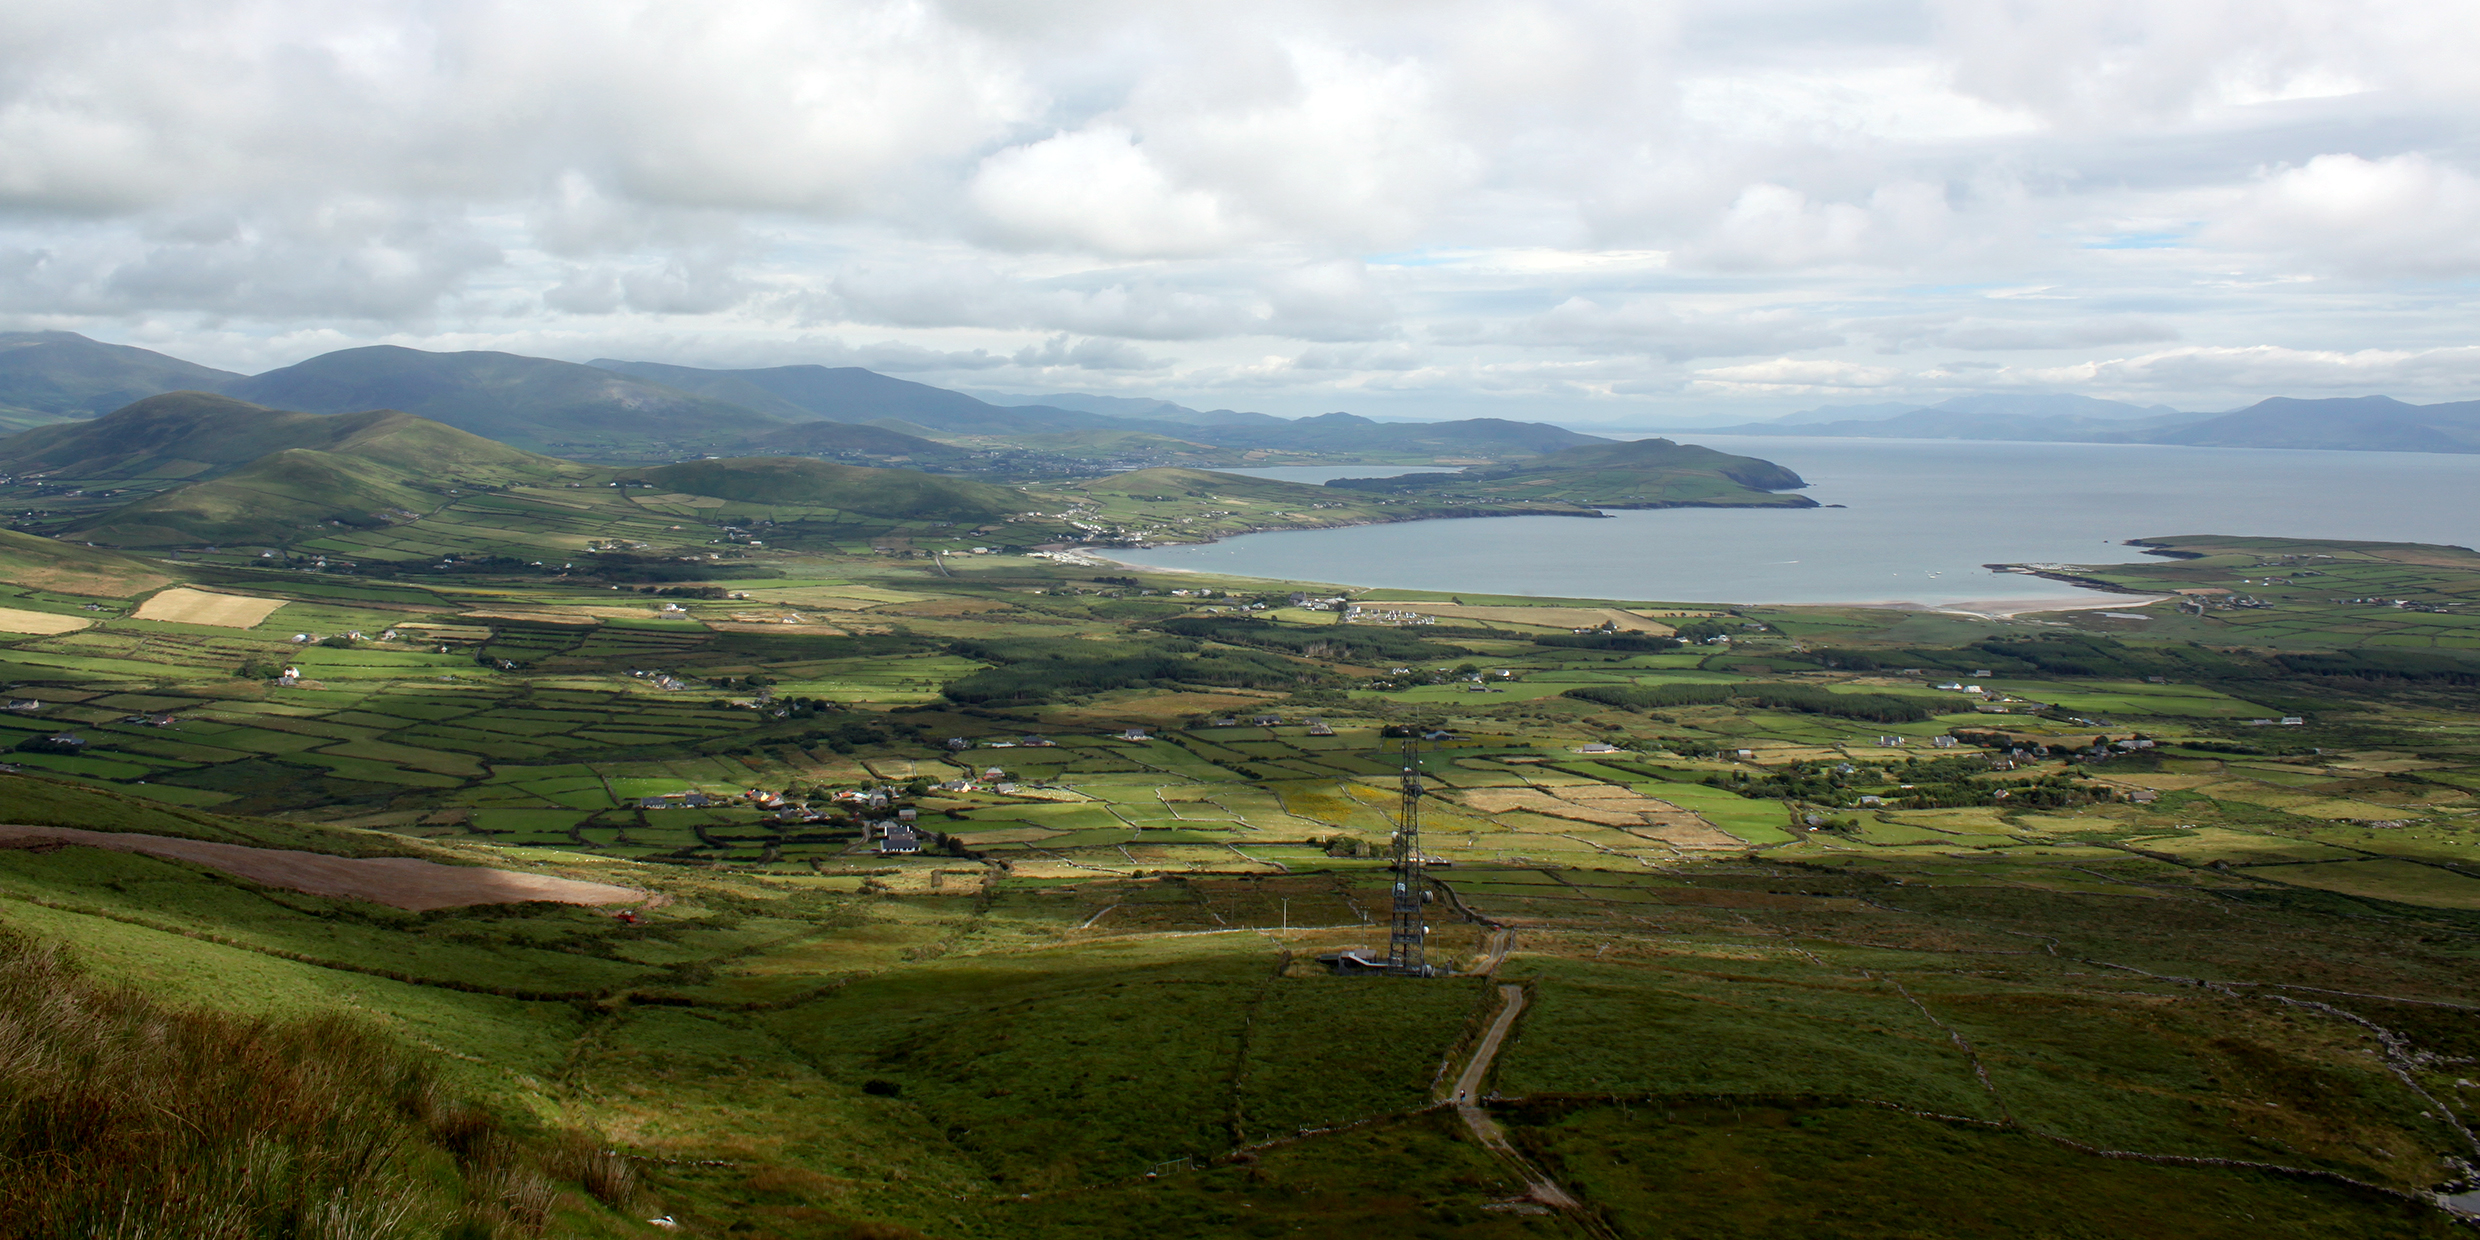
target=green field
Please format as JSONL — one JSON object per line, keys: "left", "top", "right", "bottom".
{"left": 5, "top": 524, "right": 2480, "bottom": 1237}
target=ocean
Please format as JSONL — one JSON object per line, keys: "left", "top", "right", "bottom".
{"left": 1107, "top": 437, "right": 2480, "bottom": 608}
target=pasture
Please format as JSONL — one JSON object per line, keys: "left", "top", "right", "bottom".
{"left": 132, "top": 586, "right": 288, "bottom": 628}
{"left": 1, "top": 526, "right": 2478, "bottom": 1236}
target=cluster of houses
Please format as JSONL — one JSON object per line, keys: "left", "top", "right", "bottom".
{"left": 1344, "top": 606, "right": 1436, "bottom": 625}
{"left": 947, "top": 735, "right": 1055, "bottom": 750}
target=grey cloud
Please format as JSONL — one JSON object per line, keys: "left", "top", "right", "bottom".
{"left": 1865, "top": 315, "right": 2183, "bottom": 352}
{"left": 1501, "top": 298, "right": 1842, "bottom": 360}
{"left": 0, "top": 201, "right": 501, "bottom": 320}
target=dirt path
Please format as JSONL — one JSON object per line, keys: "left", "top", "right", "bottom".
{"left": 1452, "top": 983, "right": 1588, "bottom": 1216}
{"left": 0, "top": 824, "right": 652, "bottom": 911}
{"left": 1468, "top": 927, "right": 1515, "bottom": 975}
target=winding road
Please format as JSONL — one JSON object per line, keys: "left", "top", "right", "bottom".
{"left": 1451, "top": 982, "right": 1586, "bottom": 1214}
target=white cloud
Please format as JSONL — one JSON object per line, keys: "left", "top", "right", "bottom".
{"left": 1505, "top": 298, "right": 1841, "bottom": 359}
{"left": 1864, "top": 315, "right": 2182, "bottom": 352}
{"left": 0, "top": 0, "right": 2472, "bottom": 418}
{"left": 1012, "top": 333, "right": 1167, "bottom": 372}
{"left": 1689, "top": 358, "right": 1914, "bottom": 393}
{"left": 971, "top": 127, "right": 1247, "bottom": 258}
{"left": 2206, "top": 153, "right": 2480, "bottom": 277}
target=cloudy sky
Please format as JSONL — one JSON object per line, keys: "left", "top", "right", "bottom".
{"left": 2, "top": 0, "right": 2475, "bottom": 425}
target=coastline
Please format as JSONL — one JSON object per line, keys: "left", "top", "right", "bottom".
{"left": 1066, "top": 509, "right": 2180, "bottom": 616}
{"left": 1075, "top": 542, "right": 2164, "bottom": 616}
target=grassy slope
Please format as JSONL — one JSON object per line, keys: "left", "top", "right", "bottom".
{"left": 4, "top": 531, "right": 2480, "bottom": 1236}
{"left": 637, "top": 456, "right": 1031, "bottom": 522}
{"left": 33, "top": 406, "right": 593, "bottom": 548}
{"left": 3, "top": 775, "right": 2467, "bottom": 1238}
{"left": 0, "top": 528, "right": 178, "bottom": 596}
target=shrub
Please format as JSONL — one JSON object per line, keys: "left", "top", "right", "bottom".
{"left": 1563, "top": 682, "right": 1932, "bottom": 723}
{"left": 0, "top": 929, "right": 636, "bottom": 1238}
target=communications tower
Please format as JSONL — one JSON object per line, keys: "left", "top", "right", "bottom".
{"left": 1386, "top": 739, "right": 1432, "bottom": 976}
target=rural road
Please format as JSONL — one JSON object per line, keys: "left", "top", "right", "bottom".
{"left": 1452, "top": 983, "right": 1584, "bottom": 1213}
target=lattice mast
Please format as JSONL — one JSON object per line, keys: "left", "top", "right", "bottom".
{"left": 1387, "top": 739, "right": 1429, "bottom": 975}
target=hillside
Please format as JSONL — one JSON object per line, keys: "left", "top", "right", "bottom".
{"left": 635, "top": 456, "right": 1031, "bottom": 522}
{"left": 975, "top": 389, "right": 1289, "bottom": 427}
{"left": 0, "top": 527, "right": 179, "bottom": 595}
{"left": 732, "top": 419, "right": 970, "bottom": 465}
{"left": 0, "top": 391, "right": 578, "bottom": 487}
{"left": 5, "top": 396, "right": 590, "bottom": 548}
{"left": 1001, "top": 428, "right": 1228, "bottom": 463}
{"left": 593, "top": 359, "right": 1122, "bottom": 434}
{"left": 65, "top": 448, "right": 456, "bottom": 548}
{"left": 1324, "top": 437, "right": 1816, "bottom": 507}
{"left": 227, "top": 347, "right": 788, "bottom": 454}
{"left": 0, "top": 331, "right": 244, "bottom": 431}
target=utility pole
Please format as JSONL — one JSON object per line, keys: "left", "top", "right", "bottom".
{"left": 1387, "top": 739, "right": 1430, "bottom": 976}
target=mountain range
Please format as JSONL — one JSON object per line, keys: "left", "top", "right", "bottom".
{"left": 1709, "top": 392, "right": 2480, "bottom": 453}
{"left": 4, "top": 331, "right": 2475, "bottom": 461}
{"left": 0, "top": 332, "right": 1609, "bottom": 464}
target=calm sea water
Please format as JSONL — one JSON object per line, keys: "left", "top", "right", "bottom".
{"left": 1114, "top": 438, "right": 2480, "bottom": 607}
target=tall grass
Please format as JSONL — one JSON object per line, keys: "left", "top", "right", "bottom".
{"left": 0, "top": 928, "right": 634, "bottom": 1239}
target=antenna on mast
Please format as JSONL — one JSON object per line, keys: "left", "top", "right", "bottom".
{"left": 1387, "top": 738, "right": 1432, "bottom": 976}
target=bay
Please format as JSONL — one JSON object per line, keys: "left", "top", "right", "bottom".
{"left": 1113, "top": 437, "right": 2480, "bottom": 608}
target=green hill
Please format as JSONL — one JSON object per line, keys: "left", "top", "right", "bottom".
{"left": 1001, "top": 428, "right": 1227, "bottom": 462}
{"left": 0, "top": 527, "right": 179, "bottom": 596}
{"left": 733, "top": 419, "right": 970, "bottom": 465}
{"left": 66, "top": 448, "right": 450, "bottom": 548}
{"left": 1323, "top": 436, "right": 1816, "bottom": 507}
{"left": 0, "top": 391, "right": 579, "bottom": 487}
{"left": 635, "top": 457, "right": 1031, "bottom": 522}
{"left": 1078, "top": 466, "right": 1346, "bottom": 505}
{"left": 0, "top": 332, "right": 244, "bottom": 431}
{"left": 13, "top": 397, "right": 592, "bottom": 548}
{"left": 227, "top": 347, "right": 788, "bottom": 455}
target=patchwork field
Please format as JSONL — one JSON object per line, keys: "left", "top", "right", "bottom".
{"left": 2, "top": 528, "right": 2477, "bottom": 1237}
{"left": 132, "top": 586, "right": 288, "bottom": 627}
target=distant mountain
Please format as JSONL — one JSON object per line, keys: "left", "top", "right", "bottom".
{"left": 1711, "top": 392, "right": 2480, "bottom": 453}
{"left": 1172, "top": 411, "right": 1608, "bottom": 459}
{"left": 591, "top": 360, "right": 1125, "bottom": 435}
{"left": 0, "top": 332, "right": 244, "bottom": 431}
{"left": 225, "top": 347, "right": 786, "bottom": 453}
{"left": 1747, "top": 393, "right": 2187, "bottom": 434}
{"left": 2148, "top": 396, "right": 2480, "bottom": 453}
{"left": 1720, "top": 407, "right": 2203, "bottom": 443}
{"left": 973, "top": 390, "right": 1287, "bottom": 428}
{"left": 1924, "top": 393, "right": 2181, "bottom": 420}
{"left": 1323, "top": 437, "right": 1815, "bottom": 508}
{"left": 630, "top": 457, "right": 1028, "bottom": 523}
{"left": 1771, "top": 401, "right": 1929, "bottom": 426}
